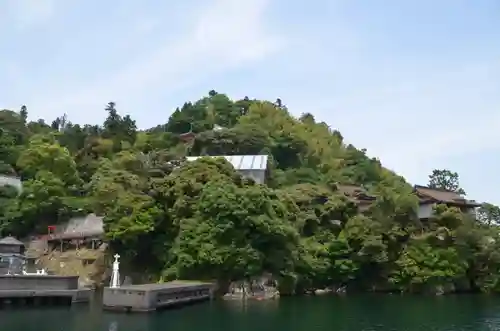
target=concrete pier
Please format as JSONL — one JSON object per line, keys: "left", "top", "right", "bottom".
{"left": 102, "top": 281, "right": 213, "bottom": 312}
{"left": 0, "top": 275, "right": 91, "bottom": 307}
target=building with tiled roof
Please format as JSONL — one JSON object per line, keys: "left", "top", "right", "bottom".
{"left": 46, "top": 213, "right": 104, "bottom": 241}
{"left": 414, "top": 185, "right": 481, "bottom": 220}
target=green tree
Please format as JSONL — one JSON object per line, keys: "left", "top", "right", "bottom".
{"left": 428, "top": 169, "right": 466, "bottom": 195}
{"left": 17, "top": 134, "right": 82, "bottom": 187}
{"left": 0, "top": 91, "right": 498, "bottom": 297}
{"left": 477, "top": 203, "right": 500, "bottom": 226}
{"left": 2, "top": 171, "right": 87, "bottom": 236}
{"left": 19, "top": 105, "right": 28, "bottom": 124}
{"left": 102, "top": 102, "right": 137, "bottom": 150}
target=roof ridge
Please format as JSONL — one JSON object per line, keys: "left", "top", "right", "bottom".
{"left": 414, "top": 185, "right": 462, "bottom": 195}
{"left": 0, "top": 236, "right": 24, "bottom": 245}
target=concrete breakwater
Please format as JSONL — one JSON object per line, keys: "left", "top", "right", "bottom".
{"left": 0, "top": 275, "right": 91, "bottom": 307}
{"left": 102, "top": 281, "right": 214, "bottom": 313}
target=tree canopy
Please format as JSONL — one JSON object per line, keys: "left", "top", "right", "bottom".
{"left": 428, "top": 169, "right": 466, "bottom": 195}
{"left": 0, "top": 91, "right": 498, "bottom": 295}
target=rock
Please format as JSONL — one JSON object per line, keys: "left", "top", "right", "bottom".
{"left": 314, "top": 289, "right": 332, "bottom": 295}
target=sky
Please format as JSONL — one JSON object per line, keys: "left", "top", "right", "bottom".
{"left": 1, "top": 0, "right": 499, "bottom": 204}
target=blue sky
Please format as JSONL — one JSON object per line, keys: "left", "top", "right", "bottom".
{"left": 1, "top": 0, "right": 499, "bottom": 204}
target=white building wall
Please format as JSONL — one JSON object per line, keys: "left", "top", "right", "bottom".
{"left": 0, "top": 175, "right": 22, "bottom": 192}
{"left": 418, "top": 203, "right": 434, "bottom": 219}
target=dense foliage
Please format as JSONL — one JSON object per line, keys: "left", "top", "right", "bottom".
{"left": 1, "top": 92, "right": 499, "bottom": 295}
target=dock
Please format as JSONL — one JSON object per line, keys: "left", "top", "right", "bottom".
{"left": 0, "top": 236, "right": 92, "bottom": 308}
{"left": 102, "top": 281, "right": 214, "bottom": 312}
{"left": 0, "top": 275, "right": 91, "bottom": 307}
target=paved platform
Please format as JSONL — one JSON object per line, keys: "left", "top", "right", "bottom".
{"left": 102, "top": 281, "right": 214, "bottom": 312}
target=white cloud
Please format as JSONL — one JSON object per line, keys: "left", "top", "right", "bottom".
{"left": 2, "top": 62, "right": 21, "bottom": 82}
{"left": 133, "top": 18, "right": 159, "bottom": 35}
{"left": 7, "top": 0, "right": 497, "bottom": 197}
{"left": 25, "top": 0, "right": 285, "bottom": 123}
{"left": 6, "top": 0, "right": 56, "bottom": 28}
{"left": 353, "top": 66, "right": 498, "bottom": 186}
{"left": 281, "top": 57, "right": 499, "bottom": 188}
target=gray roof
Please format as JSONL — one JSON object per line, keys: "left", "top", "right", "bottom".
{"left": 0, "top": 236, "right": 24, "bottom": 246}
{"left": 62, "top": 213, "right": 103, "bottom": 235}
{"left": 186, "top": 155, "right": 268, "bottom": 171}
{"left": 48, "top": 214, "right": 104, "bottom": 240}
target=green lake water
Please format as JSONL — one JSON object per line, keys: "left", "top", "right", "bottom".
{"left": 2, "top": 295, "right": 500, "bottom": 331}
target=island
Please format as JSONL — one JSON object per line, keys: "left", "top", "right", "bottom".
{"left": 0, "top": 92, "right": 499, "bottom": 299}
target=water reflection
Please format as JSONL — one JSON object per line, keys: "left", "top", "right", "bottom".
{"left": 108, "top": 321, "right": 118, "bottom": 331}
{"left": 222, "top": 298, "right": 280, "bottom": 313}
{"left": 3, "top": 295, "right": 500, "bottom": 331}
{"left": 62, "top": 308, "right": 156, "bottom": 331}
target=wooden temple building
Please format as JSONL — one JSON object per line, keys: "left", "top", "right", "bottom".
{"left": 334, "top": 183, "right": 481, "bottom": 220}
{"left": 45, "top": 214, "right": 104, "bottom": 252}
{"left": 414, "top": 185, "right": 481, "bottom": 220}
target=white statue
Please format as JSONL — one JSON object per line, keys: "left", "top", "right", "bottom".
{"left": 36, "top": 269, "right": 47, "bottom": 275}
{"left": 110, "top": 254, "right": 120, "bottom": 288}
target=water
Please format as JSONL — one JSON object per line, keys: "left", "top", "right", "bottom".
{"left": 2, "top": 295, "right": 500, "bottom": 331}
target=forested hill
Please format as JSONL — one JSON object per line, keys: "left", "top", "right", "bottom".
{"left": 1, "top": 91, "right": 500, "bottom": 295}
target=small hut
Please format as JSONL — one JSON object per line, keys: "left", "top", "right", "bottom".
{"left": 46, "top": 214, "right": 104, "bottom": 251}
{"left": 0, "top": 236, "right": 26, "bottom": 275}
{"left": 0, "top": 236, "right": 24, "bottom": 255}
